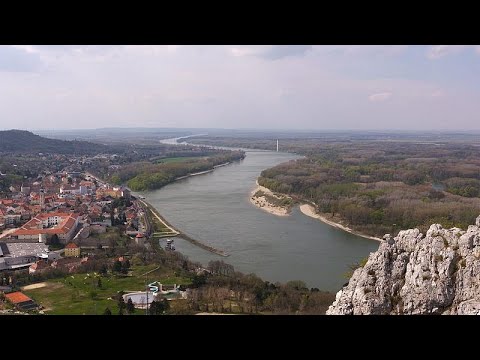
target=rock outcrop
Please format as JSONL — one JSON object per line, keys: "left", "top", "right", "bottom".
{"left": 327, "top": 215, "right": 480, "bottom": 315}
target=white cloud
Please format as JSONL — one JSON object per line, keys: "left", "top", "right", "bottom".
{"left": 229, "top": 45, "right": 312, "bottom": 60}
{"left": 431, "top": 90, "right": 445, "bottom": 98}
{"left": 166, "top": 45, "right": 181, "bottom": 53}
{"left": 1, "top": 45, "right": 480, "bottom": 131}
{"left": 230, "top": 46, "right": 258, "bottom": 57}
{"left": 312, "top": 45, "right": 408, "bottom": 56}
{"left": 369, "top": 92, "right": 392, "bottom": 102}
{"left": 427, "top": 45, "right": 465, "bottom": 59}
{"left": 11, "top": 45, "right": 40, "bottom": 54}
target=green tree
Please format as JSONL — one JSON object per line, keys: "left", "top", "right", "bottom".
{"left": 191, "top": 274, "right": 207, "bottom": 288}
{"left": 118, "top": 296, "right": 126, "bottom": 315}
{"left": 97, "top": 278, "right": 102, "bottom": 289}
{"left": 112, "top": 260, "right": 122, "bottom": 273}
{"left": 121, "top": 259, "right": 130, "bottom": 274}
{"left": 162, "top": 298, "right": 170, "bottom": 313}
{"left": 99, "top": 264, "right": 108, "bottom": 276}
{"left": 149, "top": 300, "right": 164, "bottom": 315}
{"left": 126, "top": 298, "right": 135, "bottom": 314}
{"left": 47, "top": 234, "right": 60, "bottom": 246}
{"left": 103, "top": 307, "right": 112, "bottom": 315}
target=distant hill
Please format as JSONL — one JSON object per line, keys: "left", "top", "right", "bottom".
{"left": 0, "top": 130, "right": 114, "bottom": 155}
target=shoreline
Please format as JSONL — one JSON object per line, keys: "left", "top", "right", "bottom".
{"left": 249, "top": 180, "right": 290, "bottom": 217}
{"left": 175, "top": 169, "right": 213, "bottom": 181}
{"left": 138, "top": 199, "right": 180, "bottom": 235}
{"left": 86, "top": 167, "right": 233, "bottom": 257}
{"left": 139, "top": 199, "right": 229, "bottom": 257}
{"left": 175, "top": 162, "right": 231, "bottom": 181}
{"left": 299, "top": 204, "right": 383, "bottom": 242}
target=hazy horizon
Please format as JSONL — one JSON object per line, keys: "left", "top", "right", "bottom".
{"left": 2, "top": 45, "right": 480, "bottom": 131}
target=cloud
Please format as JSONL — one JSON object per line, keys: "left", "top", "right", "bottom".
{"left": 427, "top": 45, "right": 465, "bottom": 59}
{"left": 229, "top": 45, "right": 312, "bottom": 60}
{"left": 369, "top": 92, "right": 392, "bottom": 102}
{"left": 431, "top": 90, "right": 445, "bottom": 98}
{"left": 11, "top": 45, "right": 40, "bottom": 54}
{"left": 0, "top": 46, "right": 43, "bottom": 72}
{"left": 311, "top": 45, "right": 409, "bottom": 56}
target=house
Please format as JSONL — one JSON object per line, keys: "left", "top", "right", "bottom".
{"left": 29, "top": 260, "right": 51, "bottom": 275}
{"left": 10, "top": 212, "right": 80, "bottom": 243}
{"left": 95, "top": 186, "right": 129, "bottom": 199}
{"left": 60, "top": 184, "right": 87, "bottom": 196}
{"left": 64, "top": 242, "right": 80, "bottom": 257}
{"left": 51, "top": 257, "right": 84, "bottom": 273}
{"left": 5, "top": 292, "right": 37, "bottom": 311}
{"left": 135, "top": 233, "right": 145, "bottom": 246}
{"left": 0, "top": 242, "right": 49, "bottom": 270}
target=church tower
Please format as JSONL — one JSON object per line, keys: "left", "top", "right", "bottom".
{"left": 40, "top": 189, "right": 45, "bottom": 211}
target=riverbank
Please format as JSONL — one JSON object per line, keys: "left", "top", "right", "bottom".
{"left": 249, "top": 181, "right": 291, "bottom": 217}
{"left": 140, "top": 199, "right": 229, "bottom": 257}
{"left": 138, "top": 199, "right": 180, "bottom": 235}
{"left": 175, "top": 169, "right": 213, "bottom": 181}
{"left": 175, "top": 162, "right": 231, "bottom": 181}
{"left": 299, "top": 204, "right": 383, "bottom": 242}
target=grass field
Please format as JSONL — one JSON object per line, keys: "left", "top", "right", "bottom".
{"left": 23, "top": 264, "right": 192, "bottom": 315}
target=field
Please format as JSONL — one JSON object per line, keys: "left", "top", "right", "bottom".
{"left": 23, "top": 264, "right": 192, "bottom": 315}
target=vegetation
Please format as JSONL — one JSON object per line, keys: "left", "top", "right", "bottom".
{"left": 112, "top": 151, "right": 245, "bottom": 191}
{"left": 0, "top": 130, "right": 113, "bottom": 155}
{"left": 191, "top": 136, "right": 480, "bottom": 237}
{"left": 17, "top": 238, "right": 335, "bottom": 315}
{"left": 253, "top": 190, "right": 294, "bottom": 209}
{"left": 0, "top": 130, "right": 244, "bottom": 196}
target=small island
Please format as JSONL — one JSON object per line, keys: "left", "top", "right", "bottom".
{"left": 250, "top": 180, "right": 294, "bottom": 217}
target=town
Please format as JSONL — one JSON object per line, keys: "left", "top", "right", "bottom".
{"left": 0, "top": 167, "right": 185, "bottom": 313}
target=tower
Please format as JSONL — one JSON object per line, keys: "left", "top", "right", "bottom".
{"left": 276, "top": 139, "right": 279, "bottom": 152}
{"left": 40, "top": 189, "right": 45, "bottom": 211}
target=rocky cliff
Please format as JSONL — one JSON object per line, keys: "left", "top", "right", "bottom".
{"left": 327, "top": 215, "right": 480, "bottom": 315}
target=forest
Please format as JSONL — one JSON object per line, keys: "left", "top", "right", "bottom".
{"left": 106, "top": 150, "right": 245, "bottom": 191}
{"left": 0, "top": 129, "right": 246, "bottom": 195}
{"left": 192, "top": 135, "right": 480, "bottom": 237}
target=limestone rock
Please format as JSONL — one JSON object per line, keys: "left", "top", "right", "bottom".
{"left": 327, "top": 215, "right": 480, "bottom": 315}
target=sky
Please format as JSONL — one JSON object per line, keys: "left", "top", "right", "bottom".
{"left": 1, "top": 45, "right": 480, "bottom": 131}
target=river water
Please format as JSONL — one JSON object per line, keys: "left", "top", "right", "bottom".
{"left": 140, "top": 140, "right": 379, "bottom": 291}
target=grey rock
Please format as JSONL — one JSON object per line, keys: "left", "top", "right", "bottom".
{"left": 327, "top": 215, "right": 480, "bottom": 315}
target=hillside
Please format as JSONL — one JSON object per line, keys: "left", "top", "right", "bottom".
{"left": 0, "top": 130, "right": 113, "bottom": 155}
{"left": 327, "top": 215, "right": 480, "bottom": 315}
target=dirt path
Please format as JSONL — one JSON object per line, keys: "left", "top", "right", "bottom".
{"left": 139, "top": 200, "right": 180, "bottom": 235}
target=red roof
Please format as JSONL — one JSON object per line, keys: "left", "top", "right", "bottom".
{"left": 136, "top": 233, "right": 144, "bottom": 238}
{"left": 5, "top": 292, "right": 33, "bottom": 304}
{"left": 13, "top": 213, "right": 79, "bottom": 236}
{"left": 65, "top": 242, "right": 79, "bottom": 249}
{"left": 30, "top": 261, "right": 50, "bottom": 270}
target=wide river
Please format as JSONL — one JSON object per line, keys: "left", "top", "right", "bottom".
{"left": 140, "top": 140, "right": 380, "bottom": 291}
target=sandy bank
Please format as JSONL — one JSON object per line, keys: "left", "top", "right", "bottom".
{"left": 299, "top": 204, "right": 383, "bottom": 242}
{"left": 249, "top": 181, "right": 290, "bottom": 217}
